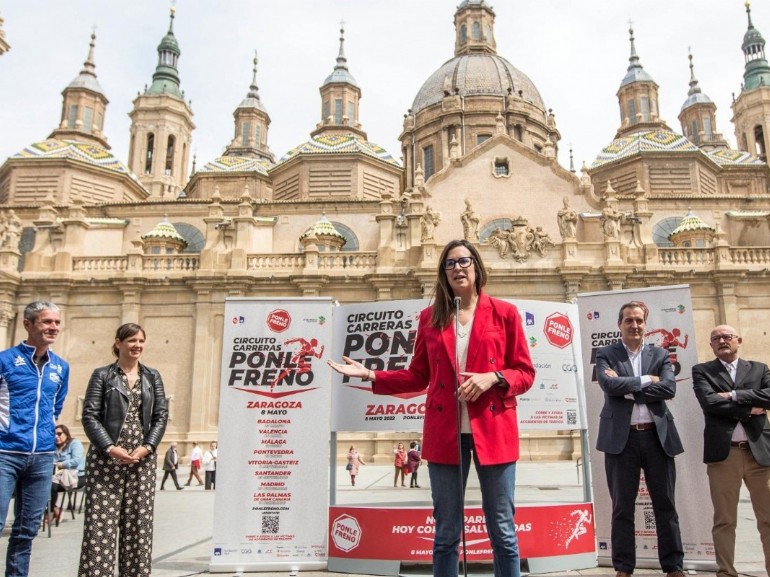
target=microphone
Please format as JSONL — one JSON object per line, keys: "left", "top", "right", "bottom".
{"left": 453, "top": 295, "right": 468, "bottom": 577}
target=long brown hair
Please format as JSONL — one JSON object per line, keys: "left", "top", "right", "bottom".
{"left": 430, "top": 239, "right": 488, "bottom": 328}
{"left": 55, "top": 424, "right": 72, "bottom": 448}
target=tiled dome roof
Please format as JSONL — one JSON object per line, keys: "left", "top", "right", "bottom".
{"left": 141, "top": 218, "right": 187, "bottom": 247}
{"left": 13, "top": 139, "right": 140, "bottom": 182}
{"left": 278, "top": 134, "right": 400, "bottom": 167}
{"left": 591, "top": 131, "right": 699, "bottom": 169}
{"left": 669, "top": 210, "right": 714, "bottom": 239}
{"left": 197, "top": 156, "right": 273, "bottom": 175}
{"left": 299, "top": 214, "right": 346, "bottom": 245}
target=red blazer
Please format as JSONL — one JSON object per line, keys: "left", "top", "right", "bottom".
{"left": 373, "top": 293, "right": 535, "bottom": 465}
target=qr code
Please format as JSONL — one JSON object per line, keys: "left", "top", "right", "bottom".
{"left": 262, "top": 513, "right": 279, "bottom": 534}
{"left": 643, "top": 509, "right": 656, "bottom": 531}
{"left": 566, "top": 410, "right": 577, "bottom": 425}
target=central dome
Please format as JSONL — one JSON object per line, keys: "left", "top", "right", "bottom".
{"left": 411, "top": 53, "right": 545, "bottom": 114}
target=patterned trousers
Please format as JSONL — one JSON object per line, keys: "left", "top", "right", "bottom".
{"left": 78, "top": 448, "right": 158, "bottom": 577}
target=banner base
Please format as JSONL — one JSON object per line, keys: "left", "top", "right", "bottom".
{"left": 209, "top": 561, "right": 326, "bottom": 573}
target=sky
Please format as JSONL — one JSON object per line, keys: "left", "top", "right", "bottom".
{"left": 0, "top": 1, "right": 766, "bottom": 175}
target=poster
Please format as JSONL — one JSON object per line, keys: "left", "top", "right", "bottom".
{"left": 331, "top": 298, "right": 587, "bottom": 432}
{"left": 210, "top": 297, "right": 333, "bottom": 573}
{"left": 576, "top": 286, "right": 715, "bottom": 569}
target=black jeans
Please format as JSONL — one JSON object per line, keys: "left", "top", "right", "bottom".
{"left": 160, "top": 469, "right": 181, "bottom": 489}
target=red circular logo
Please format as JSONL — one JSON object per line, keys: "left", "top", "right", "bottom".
{"left": 543, "top": 312, "right": 573, "bottom": 349}
{"left": 266, "top": 309, "right": 291, "bottom": 333}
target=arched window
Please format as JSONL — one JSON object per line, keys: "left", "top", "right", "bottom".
{"left": 479, "top": 218, "right": 513, "bottom": 243}
{"left": 652, "top": 217, "right": 683, "bottom": 248}
{"left": 423, "top": 145, "right": 435, "bottom": 179}
{"left": 754, "top": 125, "right": 766, "bottom": 159}
{"left": 460, "top": 25, "right": 467, "bottom": 44}
{"left": 145, "top": 133, "right": 155, "bottom": 174}
{"left": 165, "top": 135, "right": 175, "bottom": 176}
{"left": 67, "top": 105, "right": 78, "bottom": 129}
{"left": 255, "top": 125, "right": 261, "bottom": 147}
{"left": 472, "top": 22, "right": 482, "bottom": 41}
{"left": 241, "top": 122, "right": 250, "bottom": 146}
{"left": 172, "top": 223, "right": 205, "bottom": 253}
{"left": 330, "top": 222, "right": 359, "bottom": 251}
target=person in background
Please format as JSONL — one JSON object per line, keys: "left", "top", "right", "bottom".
{"left": 346, "top": 445, "right": 366, "bottom": 487}
{"left": 79, "top": 322, "right": 169, "bottom": 577}
{"left": 160, "top": 442, "right": 183, "bottom": 491}
{"left": 186, "top": 440, "right": 204, "bottom": 486}
{"left": 203, "top": 441, "right": 217, "bottom": 490}
{"left": 408, "top": 441, "right": 422, "bottom": 488}
{"left": 0, "top": 301, "right": 68, "bottom": 577}
{"left": 329, "top": 239, "right": 535, "bottom": 577}
{"left": 595, "top": 301, "right": 685, "bottom": 577}
{"left": 393, "top": 442, "right": 407, "bottom": 487}
{"left": 50, "top": 424, "right": 86, "bottom": 525}
{"left": 692, "top": 325, "right": 770, "bottom": 577}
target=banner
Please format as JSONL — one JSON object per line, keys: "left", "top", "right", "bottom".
{"left": 576, "top": 286, "right": 715, "bottom": 569}
{"left": 331, "top": 298, "right": 587, "bottom": 432}
{"left": 210, "top": 297, "right": 333, "bottom": 573}
{"left": 328, "top": 503, "right": 595, "bottom": 561}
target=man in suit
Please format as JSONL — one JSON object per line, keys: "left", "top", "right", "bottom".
{"left": 692, "top": 325, "right": 770, "bottom": 577}
{"left": 596, "top": 301, "right": 685, "bottom": 577}
{"left": 159, "top": 441, "right": 184, "bottom": 490}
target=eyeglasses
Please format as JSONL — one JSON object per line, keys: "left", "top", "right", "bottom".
{"left": 443, "top": 256, "right": 474, "bottom": 270}
{"left": 710, "top": 334, "right": 738, "bottom": 343}
{"left": 55, "top": 431, "right": 64, "bottom": 436}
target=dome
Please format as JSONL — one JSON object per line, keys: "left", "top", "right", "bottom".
{"left": 411, "top": 53, "right": 545, "bottom": 114}
{"left": 141, "top": 218, "right": 187, "bottom": 245}
{"left": 680, "top": 91, "right": 712, "bottom": 111}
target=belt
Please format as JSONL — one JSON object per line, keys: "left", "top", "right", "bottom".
{"left": 630, "top": 423, "right": 655, "bottom": 431}
{"left": 731, "top": 441, "right": 750, "bottom": 449}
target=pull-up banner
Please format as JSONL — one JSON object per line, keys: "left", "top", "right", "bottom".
{"left": 210, "top": 297, "right": 333, "bottom": 573}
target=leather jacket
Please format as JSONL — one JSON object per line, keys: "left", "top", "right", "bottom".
{"left": 82, "top": 362, "right": 168, "bottom": 455}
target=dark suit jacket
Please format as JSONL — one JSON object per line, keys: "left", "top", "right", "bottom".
{"left": 596, "top": 341, "right": 684, "bottom": 457}
{"left": 163, "top": 447, "right": 179, "bottom": 471}
{"left": 692, "top": 358, "right": 770, "bottom": 465}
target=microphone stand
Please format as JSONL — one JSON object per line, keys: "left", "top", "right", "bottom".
{"left": 453, "top": 296, "right": 469, "bottom": 577}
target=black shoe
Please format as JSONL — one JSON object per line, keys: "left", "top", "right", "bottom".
{"left": 160, "top": 487, "right": 165, "bottom": 491}
{"left": 177, "top": 486, "right": 184, "bottom": 490}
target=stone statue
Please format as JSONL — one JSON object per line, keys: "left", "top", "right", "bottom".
{"left": 461, "top": 198, "right": 480, "bottom": 242}
{"left": 601, "top": 205, "right": 623, "bottom": 240}
{"left": 557, "top": 196, "right": 578, "bottom": 239}
{"left": 420, "top": 206, "right": 441, "bottom": 241}
{"left": 531, "top": 226, "right": 555, "bottom": 257}
{"left": 5, "top": 210, "right": 21, "bottom": 250}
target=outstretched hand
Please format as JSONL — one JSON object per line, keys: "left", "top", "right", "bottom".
{"left": 327, "top": 356, "right": 372, "bottom": 381}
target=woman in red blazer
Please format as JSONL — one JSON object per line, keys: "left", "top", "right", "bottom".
{"left": 329, "top": 239, "right": 535, "bottom": 577}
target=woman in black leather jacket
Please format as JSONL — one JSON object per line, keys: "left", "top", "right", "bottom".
{"left": 78, "top": 323, "right": 168, "bottom": 577}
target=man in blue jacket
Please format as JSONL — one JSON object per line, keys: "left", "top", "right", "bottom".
{"left": 0, "top": 301, "right": 69, "bottom": 577}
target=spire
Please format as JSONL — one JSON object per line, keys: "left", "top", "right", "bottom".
{"left": 741, "top": 1, "right": 770, "bottom": 91}
{"left": 323, "top": 20, "right": 358, "bottom": 87}
{"left": 248, "top": 50, "right": 259, "bottom": 99}
{"left": 687, "top": 50, "right": 701, "bottom": 96}
{"left": 66, "top": 31, "right": 105, "bottom": 96}
{"left": 147, "top": 5, "right": 183, "bottom": 98}
{"left": 620, "top": 25, "right": 654, "bottom": 87}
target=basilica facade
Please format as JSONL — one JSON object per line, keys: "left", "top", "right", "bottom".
{"left": 0, "top": 1, "right": 769, "bottom": 461}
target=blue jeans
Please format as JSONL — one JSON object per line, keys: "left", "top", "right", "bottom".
{"left": 428, "top": 434, "right": 519, "bottom": 577}
{"left": 0, "top": 452, "right": 55, "bottom": 577}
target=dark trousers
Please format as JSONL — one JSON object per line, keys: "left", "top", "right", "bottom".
{"left": 160, "top": 468, "right": 181, "bottom": 489}
{"left": 205, "top": 470, "right": 216, "bottom": 490}
{"left": 604, "top": 428, "right": 683, "bottom": 573}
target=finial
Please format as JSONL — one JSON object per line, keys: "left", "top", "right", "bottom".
{"left": 687, "top": 48, "right": 701, "bottom": 96}
{"left": 169, "top": 2, "right": 176, "bottom": 32}
{"left": 335, "top": 18, "right": 348, "bottom": 70}
{"left": 248, "top": 49, "right": 260, "bottom": 98}
{"left": 569, "top": 145, "right": 575, "bottom": 173}
{"left": 81, "top": 30, "right": 97, "bottom": 77}
{"left": 746, "top": 1, "right": 754, "bottom": 29}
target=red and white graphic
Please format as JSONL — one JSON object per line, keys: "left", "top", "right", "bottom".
{"left": 543, "top": 312, "right": 573, "bottom": 349}
{"left": 271, "top": 337, "right": 325, "bottom": 387}
{"left": 331, "top": 514, "right": 361, "bottom": 552}
{"left": 266, "top": 309, "right": 291, "bottom": 333}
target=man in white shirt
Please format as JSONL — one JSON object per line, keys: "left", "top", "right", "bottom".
{"left": 595, "top": 301, "right": 685, "bottom": 577}
{"left": 693, "top": 325, "right": 770, "bottom": 577}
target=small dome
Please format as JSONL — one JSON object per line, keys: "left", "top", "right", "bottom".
{"left": 141, "top": 218, "right": 187, "bottom": 246}
{"left": 411, "top": 53, "right": 544, "bottom": 114}
{"left": 456, "top": 0, "right": 492, "bottom": 9}
{"left": 300, "top": 214, "right": 346, "bottom": 246}
{"left": 680, "top": 91, "right": 712, "bottom": 111}
{"left": 592, "top": 130, "right": 699, "bottom": 169}
{"left": 669, "top": 210, "right": 714, "bottom": 238}
{"left": 278, "top": 133, "right": 400, "bottom": 167}
{"left": 620, "top": 66, "right": 654, "bottom": 87}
